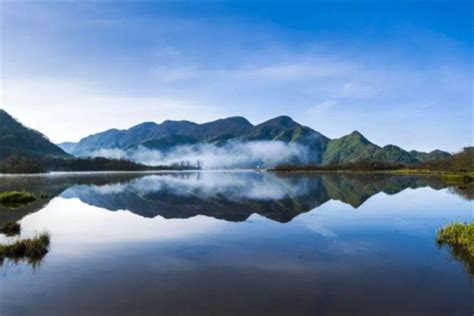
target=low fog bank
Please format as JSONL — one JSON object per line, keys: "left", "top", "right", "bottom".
{"left": 88, "top": 141, "right": 311, "bottom": 169}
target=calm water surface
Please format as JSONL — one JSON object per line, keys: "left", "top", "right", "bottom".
{"left": 0, "top": 172, "right": 472, "bottom": 316}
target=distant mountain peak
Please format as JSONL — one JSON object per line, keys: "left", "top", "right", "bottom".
{"left": 161, "top": 119, "right": 196, "bottom": 125}
{"left": 383, "top": 144, "right": 403, "bottom": 150}
{"left": 259, "top": 115, "right": 299, "bottom": 128}
{"left": 348, "top": 130, "right": 363, "bottom": 137}
{"left": 130, "top": 122, "right": 158, "bottom": 129}
{"left": 345, "top": 130, "right": 371, "bottom": 144}
{"left": 217, "top": 116, "right": 253, "bottom": 126}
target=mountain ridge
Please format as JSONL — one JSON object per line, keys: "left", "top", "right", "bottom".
{"left": 58, "top": 115, "right": 450, "bottom": 166}
{"left": 0, "top": 109, "right": 71, "bottom": 160}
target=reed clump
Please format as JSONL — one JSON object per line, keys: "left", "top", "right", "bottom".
{"left": 437, "top": 222, "right": 474, "bottom": 275}
{"left": 0, "top": 232, "right": 50, "bottom": 266}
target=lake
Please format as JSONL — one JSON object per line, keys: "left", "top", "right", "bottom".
{"left": 0, "top": 171, "right": 472, "bottom": 316}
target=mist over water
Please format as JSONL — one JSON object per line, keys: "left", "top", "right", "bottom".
{"left": 89, "top": 141, "right": 310, "bottom": 168}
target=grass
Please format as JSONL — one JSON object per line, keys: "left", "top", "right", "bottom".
{"left": 0, "top": 191, "right": 36, "bottom": 206}
{"left": 0, "top": 221, "right": 21, "bottom": 236}
{"left": 436, "top": 222, "right": 474, "bottom": 275}
{"left": 388, "top": 169, "right": 474, "bottom": 183}
{"left": 0, "top": 232, "right": 50, "bottom": 266}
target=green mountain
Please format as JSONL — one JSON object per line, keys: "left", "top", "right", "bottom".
{"left": 0, "top": 109, "right": 70, "bottom": 160}
{"left": 66, "top": 116, "right": 254, "bottom": 154}
{"left": 416, "top": 147, "right": 473, "bottom": 172}
{"left": 239, "top": 116, "right": 330, "bottom": 162}
{"left": 409, "top": 149, "right": 452, "bottom": 162}
{"left": 323, "top": 131, "right": 379, "bottom": 165}
{"left": 59, "top": 115, "right": 450, "bottom": 166}
{"left": 322, "top": 131, "right": 450, "bottom": 165}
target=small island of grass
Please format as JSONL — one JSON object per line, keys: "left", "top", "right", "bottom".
{"left": 0, "top": 232, "right": 50, "bottom": 266}
{"left": 0, "top": 191, "right": 36, "bottom": 205}
{"left": 436, "top": 222, "right": 474, "bottom": 275}
{"left": 0, "top": 221, "right": 21, "bottom": 236}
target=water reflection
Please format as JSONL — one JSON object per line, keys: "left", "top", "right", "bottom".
{"left": 0, "top": 172, "right": 465, "bottom": 226}
{"left": 60, "top": 172, "right": 453, "bottom": 222}
{"left": 0, "top": 172, "right": 471, "bottom": 316}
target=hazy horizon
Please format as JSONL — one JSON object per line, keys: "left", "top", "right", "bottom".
{"left": 2, "top": 1, "right": 472, "bottom": 152}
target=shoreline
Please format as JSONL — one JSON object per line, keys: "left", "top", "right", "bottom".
{"left": 269, "top": 168, "right": 473, "bottom": 184}
{"left": 0, "top": 168, "right": 472, "bottom": 181}
{"left": 0, "top": 169, "right": 260, "bottom": 177}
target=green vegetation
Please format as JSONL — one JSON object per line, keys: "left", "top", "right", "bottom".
{"left": 0, "top": 155, "right": 201, "bottom": 174}
{"left": 388, "top": 148, "right": 474, "bottom": 183}
{"left": 0, "top": 232, "right": 50, "bottom": 266}
{"left": 274, "top": 159, "right": 404, "bottom": 172}
{"left": 417, "top": 147, "right": 474, "bottom": 172}
{"left": 436, "top": 222, "right": 474, "bottom": 275}
{"left": 323, "top": 131, "right": 379, "bottom": 165}
{"left": 0, "top": 191, "right": 36, "bottom": 205}
{"left": 321, "top": 131, "right": 450, "bottom": 165}
{"left": 0, "top": 221, "right": 21, "bottom": 236}
{"left": 273, "top": 147, "right": 474, "bottom": 187}
{"left": 386, "top": 169, "right": 473, "bottom": 184}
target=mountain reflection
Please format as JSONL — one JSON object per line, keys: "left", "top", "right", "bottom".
{"left": 57, "top": 172, "right": 451, "bottom": 223}
{"left": 0, "top": 172, "right": 466, "bottom": 225}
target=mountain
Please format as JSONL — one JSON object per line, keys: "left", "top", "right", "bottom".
{"left": 323, "top": 131, "right": 379, "bottom": 165}
{"left": 59, "top": 115, "right": 450, "bottom": 167}
{"left": 409, "top": 149, "right": 452, "bottom": 162}
{"left": 238, "top": 116, "right": 330, "bottom": 162}
{"left": 0, "top": 109, "right": 70, "bottom": 160}
{"left": 62, "top": 115, "right": 331, "bottom": 164}
{"left": 65, "top": 116, "right": 254, "bottom": 155}
{"left": 416, "top": 147, "right": 473, "bottom": 172}
{"left": 321, "top": 132, "right": 447, "bottom": 165}
{"left": 57, "top": 142, "right": 77, "bottom": 153}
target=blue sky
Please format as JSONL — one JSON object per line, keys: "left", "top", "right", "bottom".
{"left": 1, "top": 0, "right": 472, "bottom": 151}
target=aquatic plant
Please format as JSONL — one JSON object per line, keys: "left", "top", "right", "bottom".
{"left": 437, "top": 222, "right": 474, "bottom": 275}
{"left": 0, "top": 221, "right": 21, "bottom": 236}
{"left": 0, "top": 191, "right": 36, "bottom": 205}
{"left": 0, "top": 232, "right": 50, "bottom": 266}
